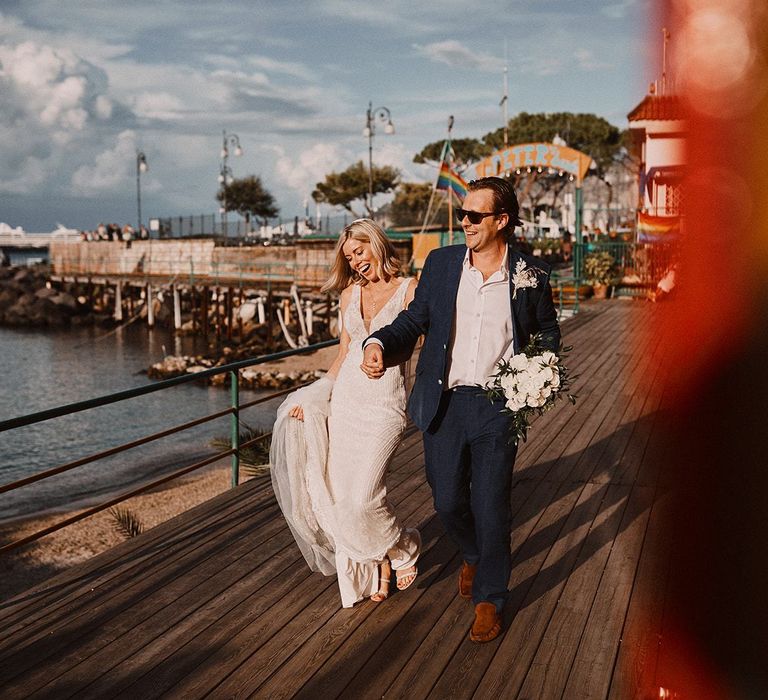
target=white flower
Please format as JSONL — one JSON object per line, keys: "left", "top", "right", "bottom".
{"left": 517, "top": 373, "right": 537, "bottom": 397}
{"left": 511, "top": 260, "right": 540, "bottom": 300}
{"left": 507, "top": 396, "right": 527, "bottom": 411}
{"left": 550, "top": 372, "right": 561, "bottom": 388}
{"left": 537, "top": 366, "right": 556, "bottom": 384}
{"left": 509, "top": 354, "right": 530, "bottom": 372}
{"left": 500, "top": 373, "right": 517, "bottom": 395}
{"left": 539, "top": 351, "right": 558, "bottom": 367}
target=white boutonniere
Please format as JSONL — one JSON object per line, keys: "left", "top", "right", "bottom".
{"left": 511, "top": 260, "right": 540, "bottom": 299}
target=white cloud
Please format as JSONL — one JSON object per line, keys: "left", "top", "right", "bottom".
{"left": 0, "top": 37, "right": 124, "bottom": 194}
{"left": 573, "top": 48, "right": 611, "bottom": 71}
{"left": 0, "top": 42, "right": 95, "bottom": 136}
{"left": 133, "top": 91, "right": 186, "bottom": 120}
{"left": 274, "top": 143, "right": 347, "bottom": 195}
{"left": 71, "top": 130, "right": 137, "bottom": 195}
{"left": 246, "top": 55, "right": 316, "bottom": 81}
{"left": 95, "top": 95, "right": 113, "bottom": 119}
{"left": 601, "top": 1, "right": 638, "bottom": 19}
{"left": 413, "top": 40, "right": 504, "bottom": 73}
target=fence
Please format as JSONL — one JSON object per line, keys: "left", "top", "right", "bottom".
{"left": 579, "top": 240, "right": 676, "bottom": 284}
{"left": 0, "top": 340, "right": 339, "bottom": 555}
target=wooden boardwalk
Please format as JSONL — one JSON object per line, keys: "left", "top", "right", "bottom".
{"left": 0, "top": 301, "right": 675, "bottom": 699}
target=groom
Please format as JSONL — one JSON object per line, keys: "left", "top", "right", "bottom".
{"left": 362, "top": 176, "right": 561, "bottom": 642}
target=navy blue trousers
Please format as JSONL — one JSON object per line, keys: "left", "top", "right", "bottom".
{"left": 423, "top": 387, "right": 517, "bottom": 612}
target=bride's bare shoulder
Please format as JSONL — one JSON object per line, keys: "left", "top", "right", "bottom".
{"left": 404, "top": 277, "right": 418, "bottom": 305}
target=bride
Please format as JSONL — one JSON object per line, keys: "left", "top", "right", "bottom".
{"left": 270, "top": 219, "right": 421, "bottom": 608}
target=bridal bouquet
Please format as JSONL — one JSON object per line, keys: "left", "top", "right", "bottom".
{"left": 485, "top": 334, "right": 576, "bottom": 444}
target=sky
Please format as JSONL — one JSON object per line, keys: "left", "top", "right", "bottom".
{"left": 0, "top": 0, "right": 654, "bottom": 232}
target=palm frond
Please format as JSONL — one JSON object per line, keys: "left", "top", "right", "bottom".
{"left": 108, "top": 507, "right": 145, "bottom": 539}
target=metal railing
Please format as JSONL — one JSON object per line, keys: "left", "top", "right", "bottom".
{"left": 574, "top": 240, "right": 676, "bottom": 285}
{"left": 0, "top": 339, "right": 339, "bottom": 555}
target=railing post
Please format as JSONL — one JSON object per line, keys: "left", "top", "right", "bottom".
{"left": 230, "top": 369, "right": 240, "bottom": 488}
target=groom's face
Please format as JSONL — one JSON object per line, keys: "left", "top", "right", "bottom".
{"left": 460, "top": 189, "right": 507, "bottom": 254}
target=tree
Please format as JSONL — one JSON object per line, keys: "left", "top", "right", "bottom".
{"left": 412, "top": 138, "right": 491, "bottom": 168}
{"left": 412, "top": 112, "right": 632, "bottom": 226}
{"left": 312, "top": 160, "right": 400, "bottom": 217}
{"left": 483, "top": 112, "right": 623, "bottom": 176}
{"left": 388, "top": 182, "right": 449, "bottom": 228}
{"left": 217, "top": 175, "right": 279, "bottom": 226}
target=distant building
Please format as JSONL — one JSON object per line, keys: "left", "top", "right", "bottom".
{"left": 627, "top": 93, "right": 686, "bottom": 217}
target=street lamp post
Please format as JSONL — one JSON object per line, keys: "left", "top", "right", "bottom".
{"left": 218, "top": 130, "right": 243, "bottom": 238}
{"left": 136, "top": 150, "right": 148, "bottom": 232}
{"left": 363, "top": 102, "right": 394, "bottom": 217}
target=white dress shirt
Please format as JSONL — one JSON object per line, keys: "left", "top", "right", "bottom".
{"left": 446, "top": 248, "right": 514, "bottom": 388}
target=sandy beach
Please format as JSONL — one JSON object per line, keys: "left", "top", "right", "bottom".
{"left": 0, "top": 344, "right": 338, "bottom": 603}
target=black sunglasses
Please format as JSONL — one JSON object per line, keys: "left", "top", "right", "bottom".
{"left": 455, "top": 208, "right": 501, "bottom": 225}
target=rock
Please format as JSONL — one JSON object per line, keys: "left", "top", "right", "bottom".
{"left": 16, "top": 293, "right": 36, "bottom": 308}
{"left": 50, "top": 292, "right": 77, "bottom": 311}
{"left": 0, "top": 289, "right": 17, "bottom": 310}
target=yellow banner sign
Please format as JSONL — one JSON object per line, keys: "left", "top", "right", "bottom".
{"left": 472, "top": 142, "right": 592, "bottom": 182}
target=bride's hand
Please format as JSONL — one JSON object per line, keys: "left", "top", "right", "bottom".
{"left": 288, "top": 405, "right": 304, "bottom": 421}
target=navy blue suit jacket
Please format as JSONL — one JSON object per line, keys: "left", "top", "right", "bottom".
{"left": 369, "top": 244, "right": 561, "bottom": 432}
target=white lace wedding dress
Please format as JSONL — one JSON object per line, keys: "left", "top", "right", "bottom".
{"left": 270, "top": 277, "right": 421, "bottom": 607}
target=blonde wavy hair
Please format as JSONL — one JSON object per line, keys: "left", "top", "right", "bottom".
{"left": 321, "top": 219, "right": 402, "bottom": 294}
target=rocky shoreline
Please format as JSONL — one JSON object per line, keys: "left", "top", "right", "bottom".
{"left": 147, "top": 352, "right": 328, "bottom": 389}
{"left": 0, "top": 264, "right": 113, "bottom": 328}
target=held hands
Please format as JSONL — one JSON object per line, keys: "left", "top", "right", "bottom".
{"left": 361, "top": 343, "right": 385, "bottom": 380}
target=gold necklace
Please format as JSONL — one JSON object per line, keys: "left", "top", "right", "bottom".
{"left": 366, "top": 280, "right": 394, "bottom": 316}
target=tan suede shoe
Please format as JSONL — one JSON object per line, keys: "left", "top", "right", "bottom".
{"left": 470, "top": 602, "right": 502, "bottom": 643}
{"left": 459, "top": 562, "right": 477, "bottom": 599}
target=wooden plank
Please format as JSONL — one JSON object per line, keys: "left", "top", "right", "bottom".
{"left": 443, "top": 481, "right": 611, "bottom": 699}
{"left": 1, "top": 502, "right": 289, "bottom": 695}
{"left": 0, "top": 487, "right": 276, "bottom": 673}
{"left": 114, "top": 468, "right": 433, "bottom": 698}
{"left": 607, "top": 491, "right": 674, "bottom": 700}
{"left": 515, "top": 483, "right": 636, "bottom": 699}
{"left": 0, "top": 477, "right": 266, "bottom": 624}
{"left": 561, "top": 485, "right": 656, "bottom": 699}
{"left": 290, "top": 527, "right": 458, "bottom": 698}
{"left": 206, "top": 490, "right": 437, "bottom": 699}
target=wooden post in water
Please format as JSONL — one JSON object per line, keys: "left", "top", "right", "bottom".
{"left": 266, "top": 288, "right": 274, "bottom": 351}
{"left": 147, "top": 283, "right": 154, "bottom": 328}
{"left": 190, "top": 285, "right": 198, "bottom": 333}
{"left": 114, "top": 281, "right": 123, "bottom": 322}
{"left": 128, "top": 284, "right": 134, "bottom": 316}
{"left": 202, "top": 286, "right": 209, "bottom": 340}
{"left": 215, "top": 286, "right": 222, "bottom": 342}
{"left": 226, "top": 286, "right": 234, "bottom": 341}
{"left": 173, "top": 284, "right": 181, "bottom": 330}
{"left": 237, "top": 287, "right": 244, "bottom": 339}
{"left": 305, "top": 299, "right": 313, "bottom": 337}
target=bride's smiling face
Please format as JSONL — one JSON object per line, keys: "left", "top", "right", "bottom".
{"left": 342, "top": 238, "right": 380, "bottom": 282}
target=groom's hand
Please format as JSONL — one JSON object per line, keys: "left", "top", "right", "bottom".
{"left": 361, "top": 343, "right": 385, "bottom": 380}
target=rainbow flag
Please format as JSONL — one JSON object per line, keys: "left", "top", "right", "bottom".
{"left": 436, "top": 162, "right": 468, "bottom": 201}
{"left": 637, "top": 211, "right": 680, "bottom": 242}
